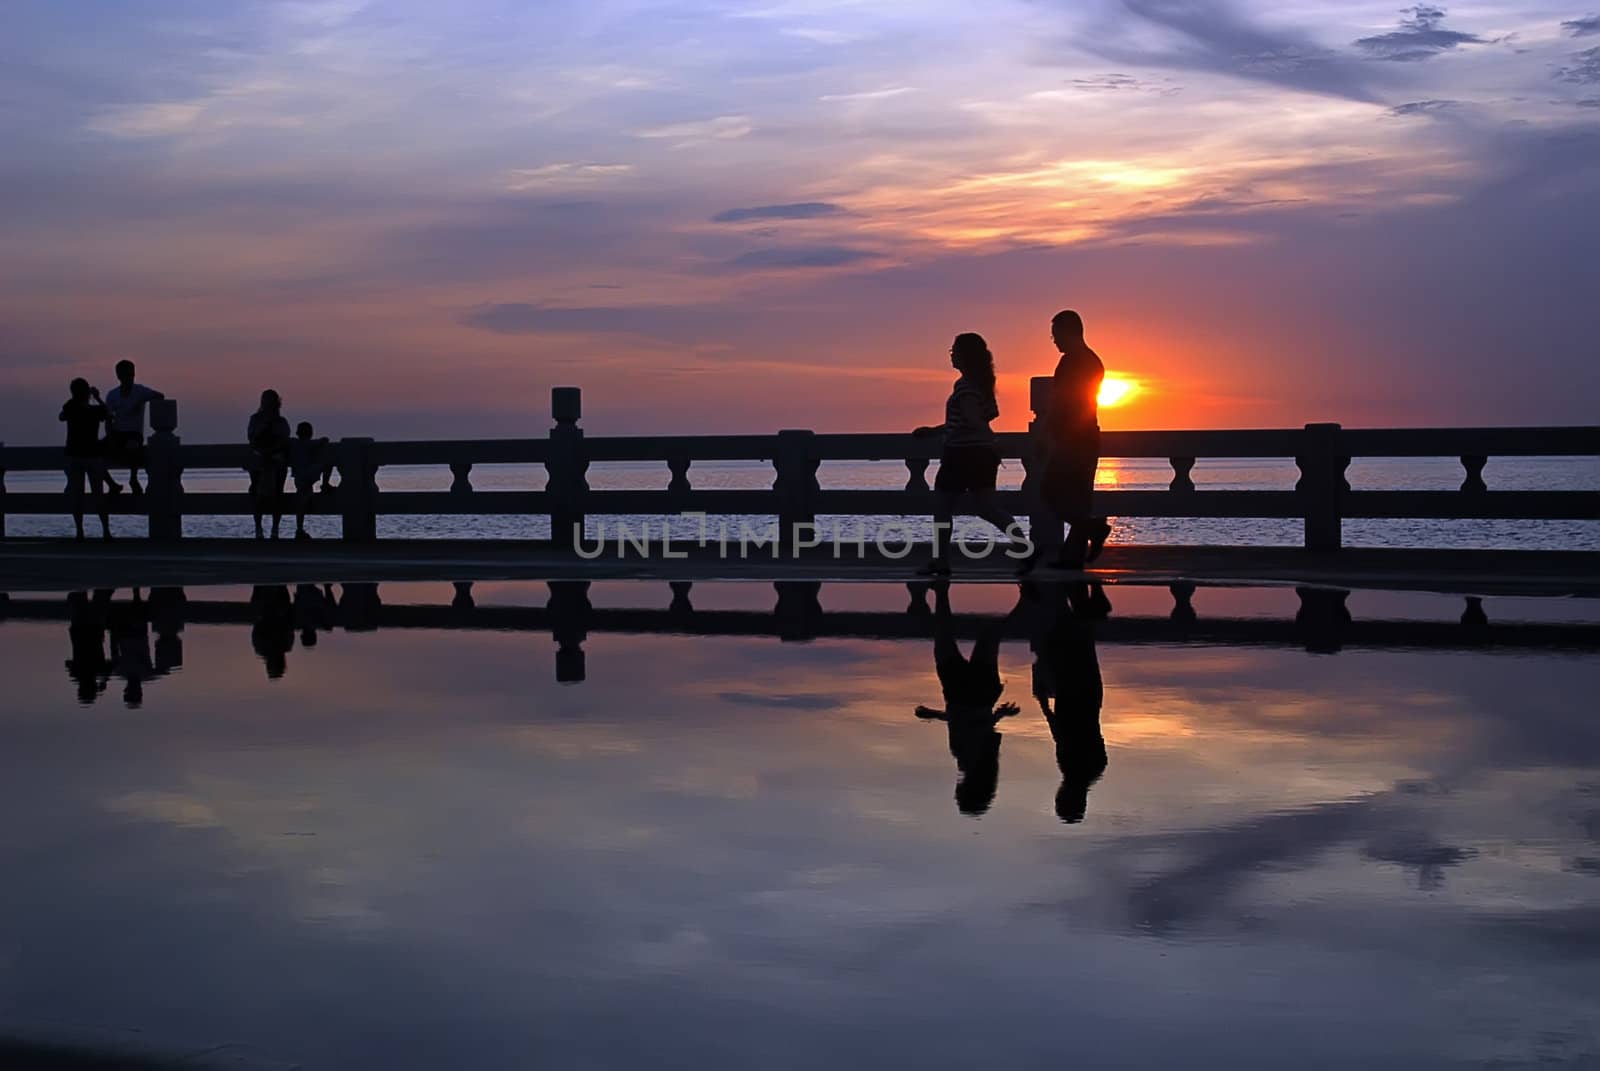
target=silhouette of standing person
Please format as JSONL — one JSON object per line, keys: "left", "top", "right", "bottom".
{"left": 915, "top": 583, "right": 1021, "bottom": 815}
{"left": 1029, "top": 580, "right": 1110, "bottom": 823}
{"left": 103, "top": 359, "right": 164, "bottom": 495}
{"left": 59, "top": 378, "right": 114, "bottom": 541}
{"left": 913, "top": 333, "right": 1026, "bottom": 575}
{"left": 293, "top": 582, "right": 337, "bottom": 648}
{"left": 1026, "top": 311, "right": 1112, "bottom": 571}
{"left": 247, "top": 390, "right": 292, "bottom": 540}
{"left": 64, "top": 589, "right": 112, "bottom": 705}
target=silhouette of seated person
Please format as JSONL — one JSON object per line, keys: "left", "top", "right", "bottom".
{"left": 106, "top": 587, "right": 165, "bottom": 708}
{"left": 293, "top": 582, "right": 337, "bottom": 648}
{"left": 1029, "top": 580, "right": 1110, "bottom": 823}
{"left": 64, "top": 589, "right": 113, "bottom": 705}
{"left": 915, "top": 584, "right": 1021, "bottom": 816}
{"left": 251, "top": 585, "right": 296, "bottom": 679}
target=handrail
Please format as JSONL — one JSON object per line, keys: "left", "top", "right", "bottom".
{"left": 2, "top": 386, "right": 1596, "bottom": 550}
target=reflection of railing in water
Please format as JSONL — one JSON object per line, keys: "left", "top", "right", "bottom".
{"left": 4, "top": 582, "right": 1596, "bottom": 694}
{"left": 2, "top": 386, "right": 1596, "bottom": 550}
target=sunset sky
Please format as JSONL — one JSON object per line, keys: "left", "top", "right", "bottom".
{"left": 3, "top": 1, "right": 1597, "bottom": 441}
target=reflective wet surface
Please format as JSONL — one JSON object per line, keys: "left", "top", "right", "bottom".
{"left": 2, "top": 580, "right": 1599, "bottom": 1068}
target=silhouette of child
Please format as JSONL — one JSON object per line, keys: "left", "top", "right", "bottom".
{"left": 288, "top": 421, "right": 335, "bottom": 539}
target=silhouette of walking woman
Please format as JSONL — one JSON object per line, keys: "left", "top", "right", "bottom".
{"left": 915, "top": 583, "right": 1021, "bottom": 815}
{"left": 247, "top": 390, "right": 292, "bottom": 540}
{"left": 914, "top": 333, "right": 1026, "bottom": 575}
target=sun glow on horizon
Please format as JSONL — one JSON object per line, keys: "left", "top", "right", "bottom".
{"left": 1098, "top": 374, "right": 1139, "bottom": 409}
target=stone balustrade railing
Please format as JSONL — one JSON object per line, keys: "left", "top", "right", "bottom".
{"left": 2, "top": 381, "right": 1597, "bottom": 550}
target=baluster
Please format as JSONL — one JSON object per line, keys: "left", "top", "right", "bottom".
{"left": 773, "top": 430, "right": 819, "bottom": 555}
{"left": 451, "top": 581, "right": 476, "bottom": 611}
{"left": 337, "top": 438, "right": 379, "bottom": 542}
{"left": 774, "top": 581, "right": 823, "bottom": 641}
{"left": 1295, "top": 423, "right": 1348, "bottom": 552}
{"left": 906, "top": 581, "right": 932, "bottom": 616}
{"left": 1169, "top": 581, "right": 1197, "bottom": 624}
{"left": 667, "top": 456, "right": 692, "bottom": 494}
{"left": 1459, "top": 455, "right": 1487, "bottom": 493}
{"left": 1025, "top": 375, "right": 1062, "bottom": 555}
{"left": 145, "top": 398, "right": 183, "bottom": 542}
{"left": 1461, "top": 596, "right": 1488, "bottom": 628}
{"left": 1168, "top": 456, "right": 1196, "bottom": 493}
{"left": 904, "top": 457, "right": 930, "bottom": 492}
{"left": 1294, "top": 586, "right": 1351, "bottom": 653}
{"left": 668, "top": 580, "right": 694, "bottom": 616}
{"left": 449, "top": 461, "right": 473, "bottom": 496}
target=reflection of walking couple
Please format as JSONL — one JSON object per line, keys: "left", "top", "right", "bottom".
{"left": 915, "top": 581, "right": 1109, "bottom": 821}
{"left": 915, "top": 309, "right": 1111, "bottom": 576}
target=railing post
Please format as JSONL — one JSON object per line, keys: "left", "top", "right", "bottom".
{"left": 547, "top": 387, "right": 588, "bottom": 551}
{"left": 336, "top": 437, "right": 378, "bottom": 542}
{"left": 0, "top": 442, "right": 7, "bottom": 540}
{"left": 773, "top": 429, "right": 818, "bottom": 556}
{"left": 1296, "top": 422, "right": 1347, "bottom": 552}
{"left": 144, "top": 399, "right": 183, "bottom": 542}
{"left": 1024, "top": 376, "right": 1063, "bottom": 556}
{"left": 548, "top": 580, "right": 590, "bottom": 683}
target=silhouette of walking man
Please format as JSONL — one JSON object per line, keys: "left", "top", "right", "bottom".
{"left": 1028, "top": 311, "right": 1111, "bottom": 570}
{"left": 1028, "top": 580, "right": 1110, "bottom": 823}
{"left": 915, "top": 583, "right": 1022, "bottom": 815}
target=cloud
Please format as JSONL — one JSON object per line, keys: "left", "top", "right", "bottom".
{"left": 459, "top": 302, "right": 702, "bottom": 338}
{"left": 1388, "top": 98, "right": 1462, "bottom": 117}
{"left": 1563, "top": 15, "right": 1600, "bottom": 37}
{"left": 1580, "top": 97, "right": 1600, "bottom": 107}
{"left": 635, "top": 115, "right": 753, "bottom": 140}
{"left": 1072, "top": 0, "right": 1382, "bottom": 104}
{"left": 727, "top": 246, "right": 881, "bottom": 270}
{"left": 711, "top": 202, "right": 845, "bottom": 223}
{"left": 1354, "top": 5, "right": 1486, "bottom": 63}
{"left": 818, "top": 86, "right": 915, "bottom": 102}
{"left": 1067, "top": 73, "right": 1181, "bottom": 95}
{"left": 505, "top": 163, "right": 634, "bottom": 190}
{"left": 1556, "top": 46, "right": 1600, "bottom": 85}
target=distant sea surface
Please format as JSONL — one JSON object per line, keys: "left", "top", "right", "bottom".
{"left": 7, "top": 456, "right": 1598, "bottom": 550}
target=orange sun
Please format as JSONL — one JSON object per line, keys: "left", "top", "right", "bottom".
{"left": 1098, "top": 374, "right": 1139, "bottom": 408}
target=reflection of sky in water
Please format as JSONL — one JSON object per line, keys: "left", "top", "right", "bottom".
{"left": 2, "top": 581, "right": 1599, "bottom": 1068}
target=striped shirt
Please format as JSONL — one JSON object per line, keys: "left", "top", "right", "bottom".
{"left": 943, "top": 375, "right": 999, "bottom": 447}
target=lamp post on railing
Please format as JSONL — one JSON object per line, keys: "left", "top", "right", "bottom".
{"left": 144, "top": 398, "right": 183, "bottom": 542}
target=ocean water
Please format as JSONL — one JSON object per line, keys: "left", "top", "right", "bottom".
{"left": 6, "top": 455, "right": 1597, "bottom": 549}
{"left": 1, "top": 578, "right": 1598, "bottom": 1068}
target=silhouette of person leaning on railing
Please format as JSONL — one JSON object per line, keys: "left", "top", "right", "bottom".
{"left": 59, "top": 378, "right": 114, "bottom": 542}
{"left": 913, "top": 332, "right": 1027, "bottom": 576}
{"left": 1021, "top": 310, "right": 1112, "bottom": 572}
{"left": 915, "top": 582, "right": 1023, "bottom": 815}
{"left": 293, "top": 582, "right": 337, "bottom": 648}
{"left": 1027, "top": 579, "right": 1110, "bottom": 823}
{"left": 247, "top": 390, "right": 293, "bottom": 540}
{"left": 103, "top": 358, "right": 164, "bottom": 496}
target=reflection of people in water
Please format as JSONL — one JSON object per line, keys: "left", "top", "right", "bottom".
{"left": 1029, "top": 580, "right": 1110, "bottom": 823}
{"left": 915, "top": 583, "right": 1021, "bottom": 816}
{"left": 64, "top": 589, "right": 112, "bottom": 704}
{"left": 250, "top": 585, "right": 295, "bottom": 679}
{"left": 293, "top": 583, "right": 337, "bottom": 648}
{"left": 107, "top": 587, "right": 163, "bottom": 708}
